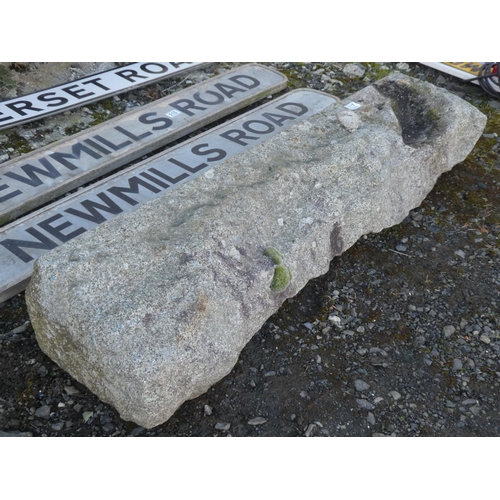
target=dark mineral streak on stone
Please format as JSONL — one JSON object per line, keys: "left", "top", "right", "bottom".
{"left": 330, "top": 223, "right": 344, "bottom": 259}
{"left": 374, "top": 79, "right": 441, "bottom": 145}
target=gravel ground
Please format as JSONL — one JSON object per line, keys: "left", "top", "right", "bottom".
{"left": 1, "top": 62, "right": 499, "bottom": 437}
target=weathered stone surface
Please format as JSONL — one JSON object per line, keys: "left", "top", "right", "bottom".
{"left": 26, "top": 73, "right": 486, "bottom": 428}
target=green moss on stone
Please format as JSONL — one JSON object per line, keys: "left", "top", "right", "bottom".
{"left": 425, "top": 107, "right": 441, "bottom": 122}
{"left": 64, "top": 124, "right": 82, "bottom": 136}
{"left": 5, "top": 132, "right": 34, "bottom": 155}
{"left": 270, "top": 264, "right": 292, "bottom": 293}
{"left": 263, "top": 246, "right": 283, "bottom": 266}
{"left": 365, "top": 63, "right": 392, "bottom": 81}
{"left": 263, "top": 247, "right": 291, "bottom": 293}
{"left": 88, "top": 97, "right": 121, "bottom": 126}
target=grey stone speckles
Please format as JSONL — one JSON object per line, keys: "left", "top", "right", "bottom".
{"left": 26, "top": 73, "right": 487, "bottom": 428}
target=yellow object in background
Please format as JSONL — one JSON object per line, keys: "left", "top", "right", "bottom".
{"left": 443, "top": 62, "right": 484, "bottom": 76}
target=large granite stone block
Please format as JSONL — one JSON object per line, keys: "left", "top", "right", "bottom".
{"left": 26, "top": 73, "right": 487, "bottom": 428}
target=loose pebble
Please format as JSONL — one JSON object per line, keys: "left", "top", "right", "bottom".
{"left": 462, "top": 399, "right": 477, "bottom": 405}
{"left": 304, "top": 423, "right": 316, "bottom": 436}
{"left": 354, "top": 379, "right": 370, "bottom": 392}
{"left": 343, "top": 63, "right": 366, "bottom": 78}
{"left": 356, "top": 399, "right": 375, "bottom": 410}
{"left": 443, "top": 325, "right": 456, "bottom": 338}
{"left": 389, "top": 391, "right": 402, "bottom": 401}
{"left": 470, "top": 406, "right": 481, "bottom": 416}
{"left": 329, "top": 315, "right": 342, "bottom": 326}
{"left": 34, "top": 405, "right": 51, "bottom": 419}
{"left": 248, "top": 417, "right": 267, "bottom": 426}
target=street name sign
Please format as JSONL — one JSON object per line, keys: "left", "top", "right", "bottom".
{"left": 0, "top": 62, "right": 208, "bottom": 130}
{"left": 0, "top": 89, "right": 338, "bottom": 303}
{"left": 0, "top": 64, "right": 288, "bottom": 225}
